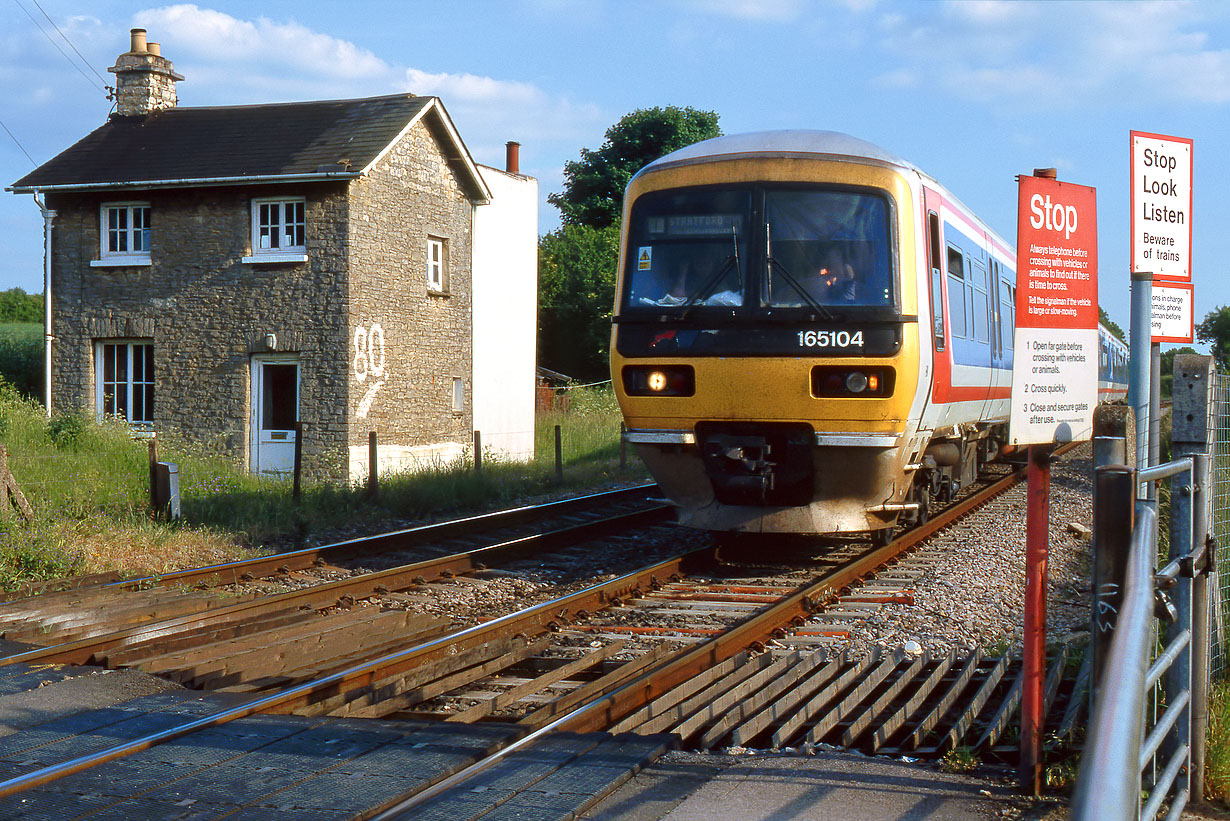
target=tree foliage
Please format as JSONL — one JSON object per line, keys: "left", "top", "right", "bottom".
{"left": 537, "top": 224, "right": 620, "bottom": 380}
{"left": 0, "top": 288, "right": 43, "bottom": 324}
{"left": 1098, "top": 306, "right": 1125, "bottom": 343}
{"left": 1196, "top": 306, "right": 1230, "bottom": 366}
{"left": 548, "top": 106, "right": 722, "bottom": 229}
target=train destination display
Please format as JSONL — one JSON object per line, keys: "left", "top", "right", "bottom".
{"left": 1010, "top": 174, "right": 1099, "bottom": 446}
{"left": 1131, "top": 131, "right": 1192, "bottom": 281}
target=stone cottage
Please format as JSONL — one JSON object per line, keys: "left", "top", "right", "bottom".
{"left": 9, "top": 29, "right": 537, "bottom": 480}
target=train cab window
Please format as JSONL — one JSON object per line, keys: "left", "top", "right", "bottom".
{"left": 622, "top": 187, "right": 750, "bottom": 311}
{"left": 947, "top": 245, "right": 966, "bottom": 338}
{"left": 761, "top": 189, "right": 892, "bottom": 309}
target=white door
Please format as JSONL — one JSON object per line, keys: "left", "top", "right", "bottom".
{"left": 251, "top": 356, "right": 299, "bottom": 476}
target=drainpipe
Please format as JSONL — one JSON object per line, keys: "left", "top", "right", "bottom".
{"left": 32, "top": 194, "right": 54, "bottom": 418}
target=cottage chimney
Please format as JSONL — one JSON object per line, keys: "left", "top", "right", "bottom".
{"left": 505, "top": 141, "right": 520, "bottom": 175}
{"left": 108, "top": 28, "right": 184, "bottom": 117}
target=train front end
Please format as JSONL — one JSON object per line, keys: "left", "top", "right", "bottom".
{"left": 611, "top": 132, "right": 926, "bottom": 538}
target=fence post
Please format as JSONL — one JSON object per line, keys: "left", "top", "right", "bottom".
{"left": 148, "top": 435, "right": 159, "bottom": 515}
{"left": 0, "top": 445, "right": 10, "bottom": 518}
{"left": 554, "top": 424, "right": 563, "bottom": 484}
{"left": 292, "top": 422, "right": 304, "bottom": 502}
{"left": 1091, "top": 404, "right": 1134, "bottom": 711}
{"left": 368, "top": 431, "right": 378, "bottom": 500}
{"left": 474, "top": 430, "right": 482, "bottom": 474}
{"left": 1170, "top": 353, "right": 1216, "bottom": 801}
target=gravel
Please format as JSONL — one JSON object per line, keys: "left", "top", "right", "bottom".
{"left": 814, "top": 446, "right": 1095, "bottom": 660}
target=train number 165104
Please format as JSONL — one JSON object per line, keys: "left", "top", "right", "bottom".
{"left": 797, "top": 330, "right": 864, "bottom": 348}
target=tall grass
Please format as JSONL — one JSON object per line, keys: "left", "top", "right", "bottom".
{"left": 0, "top": 381, "right": 645, "bottom": 588}
{"left": 1208, "top": 680, "right": 1230, "bottom": 807}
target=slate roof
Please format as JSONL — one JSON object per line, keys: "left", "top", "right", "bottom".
{"left": 9, "top": 94, "right": 490, "bottom": 202}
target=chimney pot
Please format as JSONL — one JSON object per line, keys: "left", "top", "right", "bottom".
{"left": 130, "top": 28, "right": 147, "bottom": 53}
{"left": 147, "top": 42, "right": 161, "bottom": 56}
{"left": 505, "top": 141, "right": 521, "bottom": 175}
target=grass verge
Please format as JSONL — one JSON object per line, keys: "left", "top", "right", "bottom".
{"left": 0, "top": 383, "right": 646, "bottom": 588}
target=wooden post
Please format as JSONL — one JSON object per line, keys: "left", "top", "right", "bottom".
{"left": 620, "top": 422, "right": 627, "bottom": 470}
{"left": 148, "top": 435, "right": 159, "bottom": 515}
{"left": 0, "top": 445, "right": 10, "bottom": 519}
{"left": 367, "top": 431, "right": 378, "bottom": 500}
{"left": 292, "top": 422, "right": 304, "bottom": 502}
{"left": 554, "top": 424, "right": 563, "bottom": 484}
{"left": 474, "top": 430, "right": 483, "bottom": 474}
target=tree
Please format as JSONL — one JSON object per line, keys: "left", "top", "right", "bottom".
{"left": 537, "top": 224, "right": 620, "bottom": 380}
{"left": 1098, "top": 306, "right": 1125, "bottom": 343}
{"left": 1196, "top": 306, "right": 1230, "bottom": 366}
{"left": 548, "top": 106, "right": 722, "bottom": 229}
{"left": 0, "top": 288, "right": 43, "bottom": 324}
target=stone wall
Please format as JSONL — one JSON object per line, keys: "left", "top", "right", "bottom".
{"left": 44, "top": 117, "right": 480, "bottom": 482}
{"left": 46, "top": 183, "right": 353, "bottom": 476}
{"left": 345, "top": 118, "right": 474, "bottom": 475}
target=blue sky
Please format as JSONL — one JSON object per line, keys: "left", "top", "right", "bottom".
{"left": 2, "top": 0, "right": 1228, "bottom": 341}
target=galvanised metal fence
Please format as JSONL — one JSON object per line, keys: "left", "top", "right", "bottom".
{"left": 1073, "top": 355, "right": 1216, "bottom": 820}
{"left": 1211, "top": 367, "right": 1230, "bottom": 681}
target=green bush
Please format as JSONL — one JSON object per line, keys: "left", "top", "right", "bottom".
{"left": 0, "top": 324, "right": 42, "bottom": 399}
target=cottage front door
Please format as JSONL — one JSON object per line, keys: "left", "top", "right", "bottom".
{"left": 251, "top": 355, "right": 299, "bottom": 476}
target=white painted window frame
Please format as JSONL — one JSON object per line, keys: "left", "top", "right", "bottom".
{"left": 244, "top": 197, "right": 307, "bottom": 263}
{"left": 427, "top": 236, "right": 447, "bottom": 293}
{"left": 452, "top": 376, "right": 465, "bottom": 413}
{"left": 94, "top": 339, "right": 154, "bottom": 430}
{"left": 93, "top": 202, "right": 151, "bottom": 267}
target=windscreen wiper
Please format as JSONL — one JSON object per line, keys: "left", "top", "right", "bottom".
{"left": 676, "top": 228, "right": 742, "bottom": 321}
{"left": 765, "top": 222, "right": 834, "bottom": 320}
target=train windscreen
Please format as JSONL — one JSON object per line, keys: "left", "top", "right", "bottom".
{"left": 622, "top": 185, "right": 893, "bottom": 317}
{"left": 762, "top": 190, "right": 892, "bottom": 310}
{"left": 623, "top": 188, "right": 750, "bottom": 311}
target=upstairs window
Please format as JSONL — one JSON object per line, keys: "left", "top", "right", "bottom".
{"left": 427, "top": 236, "right": 447, "bottom": 293}
{"left": 246, "top": 198, "right": 306, "bottom": 263}
{"left": 96, "top": 203, "right": 151, "bottom": 265}
{"left": 96, "top": 340, "right": 154, "bottom": 429}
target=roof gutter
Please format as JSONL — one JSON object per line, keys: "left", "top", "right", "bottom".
{"left": 8, "top": 171, "right": 362, "bottom": 195}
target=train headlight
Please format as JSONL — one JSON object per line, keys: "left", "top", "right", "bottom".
{"left": 811, "top": 366, "right": 894, "bottom": 398}
{"left": 845, "top": 372, "right": 869, "bottom": 393}
{"left": 622, "top": 365, "right": 695, "bottom": 397}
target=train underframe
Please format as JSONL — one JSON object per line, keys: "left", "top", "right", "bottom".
{"left": 633, "top": 421, "right": 1006, "bottom": 542}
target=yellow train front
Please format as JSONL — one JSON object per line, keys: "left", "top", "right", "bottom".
{"left": 612, "top": 131, "right": 975, "bottom": 541}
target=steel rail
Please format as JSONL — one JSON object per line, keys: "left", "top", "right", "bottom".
{"left": 0, "top": 450, "right": 1061, "bottom": 804}
{"left": 0, "top": 501, "right": 672, "bottom": 668}
{"left": 375, "top": 454, "right": 1048, "bottom": 817}
{"left": 1, "top": 484, "right": 657, "bottom": 601}
{"left": 0, "top": 548, "right": 711, "bottom": 800}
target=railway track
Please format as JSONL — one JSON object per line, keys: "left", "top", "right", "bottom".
{"left": 0, "top": 449, "right": 1089, "bottom": 817}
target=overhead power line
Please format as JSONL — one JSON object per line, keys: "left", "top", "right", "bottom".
{"left": 31, "top": 0, "right": 109, "bottom": 86}
{"left": 0, "top": 116, "right": 38, "bottom": 167}
{"left": 12, "top": 0, "right": 107, "bottom": 94}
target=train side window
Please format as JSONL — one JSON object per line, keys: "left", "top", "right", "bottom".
{"left": 947, "top": 245, "right": 966, "bottom": 338}
{"left": 928, "top": 212, "right": 945, "bottom": 351}
{"left": 1001, "top": 279, "right": 1015, "bottom": 348}
{"left": 970, "top": 259, "right": 989, "bottom": 344}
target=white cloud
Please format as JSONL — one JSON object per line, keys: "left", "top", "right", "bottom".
{"left": 875, "top": 0, "right": 1230, "bottom": 109}
{"left": 675, "top": 0, "right": 810, "bottom": 22}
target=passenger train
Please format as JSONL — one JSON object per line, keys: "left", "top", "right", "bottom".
{"left": 611, "top": 131, "right": 1129, "bottom": 543}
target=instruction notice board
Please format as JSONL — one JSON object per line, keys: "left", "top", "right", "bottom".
{"left": 1131, "top": 130, "right": 1194, "bottom": 343}
{"left": 1009, "top": 175, "right": 1099, "bottom": 446}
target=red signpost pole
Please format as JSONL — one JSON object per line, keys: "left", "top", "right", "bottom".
{"left": 1009, "top": 167, "right": 1097, "bottom": 795}
{"left": 1021, "top": 443, "right": 1052, "bottom": 794}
